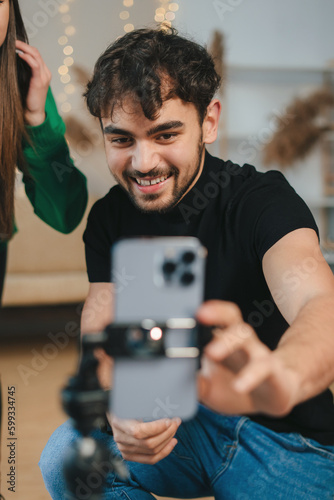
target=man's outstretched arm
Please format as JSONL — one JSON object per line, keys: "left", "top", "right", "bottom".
{"left": 197, "top": 228, "right": 334, "bottom": 416}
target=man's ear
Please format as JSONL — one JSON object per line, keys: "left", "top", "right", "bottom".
{"left": 202, "top": 99, "right": 222, "bottom": 144}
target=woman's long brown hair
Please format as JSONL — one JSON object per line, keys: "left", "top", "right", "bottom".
{"left": 0, "top": 0, "right": 31, "bottom": 240}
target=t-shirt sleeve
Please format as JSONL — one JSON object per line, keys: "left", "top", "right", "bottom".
{"left": 83, "top": 198, "right": 113, "bottom": 282}
{"left": 230, "top": 170, "right": 319, "bottom": 261}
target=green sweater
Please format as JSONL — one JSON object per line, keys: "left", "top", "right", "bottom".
{"left": 0, "top": 88, "right": 88, "bottom": 252}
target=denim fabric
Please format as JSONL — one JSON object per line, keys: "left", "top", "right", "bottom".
{"left": 39, "top": 405, "right": 334, "bottom": 499}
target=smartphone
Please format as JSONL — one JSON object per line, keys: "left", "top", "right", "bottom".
{"left": 109, "top": 236, "right": 207, "bottom": 421}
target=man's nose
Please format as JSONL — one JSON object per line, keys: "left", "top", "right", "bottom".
{"left": 131, "top": 142, "right": 160, "bottom": 174}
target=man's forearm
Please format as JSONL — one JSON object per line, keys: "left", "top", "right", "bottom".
{"left": 275, "top": 292, "right": 334, "bottom": 406}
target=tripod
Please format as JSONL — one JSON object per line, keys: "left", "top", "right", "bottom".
{"left": 61, "top": 321, "right": 212, "bottom": 499}
{"left": 61, "top": 329, "right": 128, "bottom": 500}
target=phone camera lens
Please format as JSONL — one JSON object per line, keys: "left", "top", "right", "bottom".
{"left": 182, "top": 251, "right": 196, "bottom": 264}
{"left": 162, "top": 260, "right": 177, "bottom": 275}
{"left": 180, "top": 271, "right": 195, "bottom": 286}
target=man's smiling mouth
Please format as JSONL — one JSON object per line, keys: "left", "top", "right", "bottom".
{"left": 133, "top": 174, "right": 170, "bottom": 186}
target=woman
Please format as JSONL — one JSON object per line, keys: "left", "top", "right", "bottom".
{"left": 0, "top": 0, "right": 88, "bottom": 302}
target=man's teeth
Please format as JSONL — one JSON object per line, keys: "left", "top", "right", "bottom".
{"left": 136, "top": 175, "right": 168, "bottom": 186}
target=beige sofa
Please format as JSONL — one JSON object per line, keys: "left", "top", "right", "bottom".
{"left": 2, "top": 194, "right": 96, "bottom": 307}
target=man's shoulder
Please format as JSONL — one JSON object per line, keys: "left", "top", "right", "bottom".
{"left": 206, "top": 151, "right": 259, "bottom": 181}
{"left": 205, "top": 151, "right": 285, "bottom": 193}
{"left": 214, "top": 153, "right": 290, "bottom": 187}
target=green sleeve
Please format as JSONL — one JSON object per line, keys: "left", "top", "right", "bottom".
{"left": 20, "top": 87, "right": 88, "bottom": 234}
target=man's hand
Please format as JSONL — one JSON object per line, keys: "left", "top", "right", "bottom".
{"left": 109, "top": 415, "right": 181, "bottom": 464}
{"left": 197, "top": 300, "right": 299, "bottom": 417}
{"left": 16, "top": 40, "right": 51, "bottom": 126}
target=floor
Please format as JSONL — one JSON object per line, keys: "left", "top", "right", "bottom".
{"left": 0, "top": 304, "right": 213, "bottom": 500}
{"left": 0, "top": 336, "right": 78, "bottom": 499}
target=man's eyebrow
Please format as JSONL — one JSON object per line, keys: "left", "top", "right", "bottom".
{"left": 146, "top": 121, "right": 184, "bottom": 136}
{"left": 103, "top": 126, "right": 131, "bottom": 136}
{"left": 103, "top": 121, "right": 184, "bottom": 137}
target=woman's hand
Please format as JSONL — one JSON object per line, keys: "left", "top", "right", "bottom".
{"left": 15, "top": 40, "right": 51, "bottom": 126}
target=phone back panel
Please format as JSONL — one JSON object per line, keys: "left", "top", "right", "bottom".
{"left": 110, "top": 237, "right": 206, "bottom": 421}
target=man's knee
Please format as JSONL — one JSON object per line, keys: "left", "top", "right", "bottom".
{"left": 39, "top": 421, "right": 80, "bottom": 495}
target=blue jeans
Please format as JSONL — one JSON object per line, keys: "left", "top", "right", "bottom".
{"left": 40, "top": 405, "right": 334, "bottom": 499}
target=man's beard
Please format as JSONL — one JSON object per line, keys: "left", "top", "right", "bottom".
{"left": 122, "top": 138, "right": 205, "bottom": 214}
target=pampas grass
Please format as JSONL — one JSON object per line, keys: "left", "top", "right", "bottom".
{"left": 263, "top": 88, "right": 334, "bottom": 168}
{"left": 208, "top": 30, "right": 225, "bottom": 90}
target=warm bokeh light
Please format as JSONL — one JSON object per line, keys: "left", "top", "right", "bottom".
{"left": 58, "top": 35, "right": 68, "bottom": 45}
{"left": 120, "top": 10, "right": 130, "bottom": 20}
{"left": 58, "top": 65, "right": 69, "bottom": 75}
{"left": 64, "top": 84, "right": 76, "bottom": 95}
{"left": 165, "top": 11, "right": 175, "bottom": 21}
{"left": 58, "top": 4, "right": 69, "bottom": 13}
{"left": 64, "top": 56, "right": 74, "bottom": 66}
{"left": 168, "top": 3, "right": 179, "bottom": 12}
{"left": 57, "top": 93, "right": 67, "bottom": 103}
{"left": 65, "top": 26, "right": 76, "bottom": 36}
{"left": 60, "top": 74, "right": 71, "bottom": 84}
{"left": 63, "top": 45, "right": 73, "bottom": 55}
{"left": 61, "top": 102, "right": 72, "bottom": 113}
{"left": 124, "top": 23, "right": 134, "bottom": 32}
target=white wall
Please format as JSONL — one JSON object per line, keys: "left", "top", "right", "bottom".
{"left": 175, "top": 0, "right": 334, "bottom": 69}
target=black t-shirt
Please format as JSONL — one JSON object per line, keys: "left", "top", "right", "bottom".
{"left": 83, "top": 150, "right": 334, "bottom": 444}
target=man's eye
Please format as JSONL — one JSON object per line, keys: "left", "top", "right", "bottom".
{"left": 158, "top": 133, "right": 176, "bottom": 141}
{"left": 111, "top": 137, "right": 132, "bottom": 145}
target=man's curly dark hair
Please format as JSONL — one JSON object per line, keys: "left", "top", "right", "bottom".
{"left": 85, "top": 28, "right": 221, "bottom": 124}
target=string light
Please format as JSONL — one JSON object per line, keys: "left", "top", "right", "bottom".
{"left": 65, "top": 84, "right": 76, "bottom": 94}
{"left": 58, "top": 4, "right": 70, "bottom": 13}
{"left": 119, "top": 0, "right": 134, "bottom": 33}
{"left": 58, "top": 35, "right": 68, "bottom": 45}
{"left": 155, "top": 1, "right": 179, "bottom": 29}
{"left": 63, "top": 45, "right": 74, "bottom": 55}
{"left": 124, "top": 23, "right": 135, "bottom": 32}
{"left": 119, "top": 11, "right": 130, "bottom": 20}
{"left": 65, "top": 26, "right": 76, "bottom": 36}
{"left": 60, "top": 74, "right": 71, "bottom": 84}
{"left": 61, "top": 102, "right": 72, "bottom": 113}
{"left": 117, "top": 0, "right": 179, "bottom": 36}
{"left": 56, "top": 0, "right": 77, "bottom": 114}
{"left": 64, "top": 56, "right": 74, "bottom": 66}
{"left": 58, "top": 65, "right": 69, "bottom": 75}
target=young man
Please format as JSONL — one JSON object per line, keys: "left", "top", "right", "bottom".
{"left": 40, "top": 28, "right": 334, "bottom": 499}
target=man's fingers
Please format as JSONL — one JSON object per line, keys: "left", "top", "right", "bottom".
{"left": 111, "top": 416, "right": 181, "bottom": 440}
{"left": 116, "top": 427, "right": 179, "bottom": 456}
{"left": 111, "top": 416, "right": 181, "bottom": 463}
{"left": 204, "top": 323, "right": 255, "bottom": 360}
{"left": 113, "top": 419, "right": 179, "bottom": 448}
{"left": 120, "top": 438, "right": 178, "bottom": 464}
{"left": 233, "top": 357, "right": 273, "bottom": 393}
{"left": 197, "top": 300, "right": 243, "bottom": 328}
